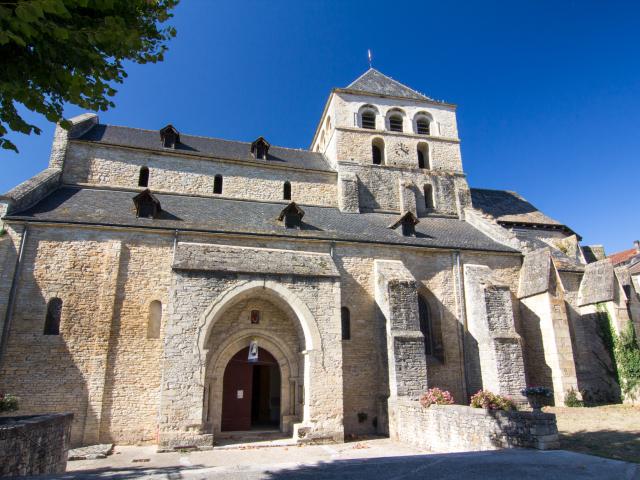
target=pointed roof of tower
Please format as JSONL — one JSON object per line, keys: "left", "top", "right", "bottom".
{"left": 345, "top": 68, "right": 432, "bottom": 101}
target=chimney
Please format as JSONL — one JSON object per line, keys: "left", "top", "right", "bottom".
{"left": 634, "top": 240, "right": 640, "bottom": 253}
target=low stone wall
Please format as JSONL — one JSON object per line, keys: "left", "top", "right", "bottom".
{"left": 0, "top": 413, "right": 73, "bottom": 477}
{"left": 389, "top": 399, "right": 558, "bottom": 452}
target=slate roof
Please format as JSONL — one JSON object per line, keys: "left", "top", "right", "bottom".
{"left": 73, "top": 124, "right": 334, "bottom": 172}
{"left": 345, "top": 68, "right": 433, "bottom": 101}
{"left": 5, "top": 187, "right": 518, "bottom": 253}
{"left": 470, "top": 188, "right": 571, "bottom": 231}
{"left": 578, "top": 259, "right": 615, "bottom": 306}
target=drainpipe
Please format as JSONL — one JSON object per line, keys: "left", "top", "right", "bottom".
{"left": 0, "top": 224, "right": 28, "bottom": 369}
{"left": 454, "top": 250, "right": 469, "bottom": 400}
{"left": 171, "top": 229, "right": 179, "bottom": 264}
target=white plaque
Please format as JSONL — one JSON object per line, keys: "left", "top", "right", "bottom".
{"left": 248, "top": 340, "right": 259, "bottom": 362}
{"left": 237, "top": 390, "right": 243, "bottom": 399}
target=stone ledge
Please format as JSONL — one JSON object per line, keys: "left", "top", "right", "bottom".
{"left": 0, "top": 168, "right": 62, "bottom": 217}
{"left": 173, "top": 242, "right": 340, "bottom": 277}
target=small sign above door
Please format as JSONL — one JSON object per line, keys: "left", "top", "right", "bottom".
{"left": 248, "top": 340, "right": 259, "bottom": 362}
{"left": 237, "top": 390, "right": 243, "bottom": 399}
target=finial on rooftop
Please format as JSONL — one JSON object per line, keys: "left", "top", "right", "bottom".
{"left": 367, "top": 49, "right": 372, "bottom": 69}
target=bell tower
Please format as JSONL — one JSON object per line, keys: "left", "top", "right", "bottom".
{"left": 311, "top": 68, "right": 471, "bottom": 218}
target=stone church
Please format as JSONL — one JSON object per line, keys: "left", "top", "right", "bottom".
{"left": 0, "top": 69, "right": 638, "bottom": 450}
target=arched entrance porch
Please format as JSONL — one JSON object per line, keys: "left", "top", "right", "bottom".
{"left": 158, "top": 276, "right": 344, "bottom": 450}
{"left": 202, "top": 287, "right": 310, "bottom": 436}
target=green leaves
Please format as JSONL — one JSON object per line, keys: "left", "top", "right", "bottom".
{"left": 0, "top": 0, "right": 178, "bottom": 153}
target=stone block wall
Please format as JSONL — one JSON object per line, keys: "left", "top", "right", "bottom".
{"left": 389, "top": 400, "right": 559, "bottom": 452}
{"left": 0, "top": 226, "right": 24, "bottom": 355}
{"left": 335, "top": 129, "right": 462, "bottom": 172}
{"left": 327, "top": 93, "right": 460, "bottom": 142}
{"left": 159, "top": 244, "right": 344, "bottom": 448}
{"left": 0, "top": 219, "right": 524, "bottom": 445}
{"left": 338, "top": 171, "right": 359, "bottom": 213}
{"left": 0, "top": 225, "right": 173, "bottom": 445}
{"left": 463, "top": 264, "right": 526, "bottom": 398}
{"left": 63, "top": 143, "right": 338, "bottom": 208}
{"left": 338, "top": 161, "right": 463, "bottom": 216}
{"left": 374, "top": 260, "right": 427, "bottom": 399}
{"left": 0, "top": 413, "right": 73, "bottom": 477}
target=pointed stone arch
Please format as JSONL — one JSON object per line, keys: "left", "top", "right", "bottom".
{"left": 198, "top": 280, "right": 322, "bottom": 355}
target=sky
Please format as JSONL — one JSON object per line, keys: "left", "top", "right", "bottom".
{"left": 1, "top": 0, "right": 638, "bottom": 253}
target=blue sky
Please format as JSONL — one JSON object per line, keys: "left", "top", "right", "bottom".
{"left": 2, "top": 0, "right": 638, "bottom": 253}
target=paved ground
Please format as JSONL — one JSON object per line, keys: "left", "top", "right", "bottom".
{"left": 26, "top": 438, "right": 640, "bottom": 480}
{"left": 548, "top": 404, "right": 640, "bottom": 463}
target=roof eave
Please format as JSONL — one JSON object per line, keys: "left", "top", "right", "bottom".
{"left": 501, "top": 221, "right": 581, "bottom": 241}
{"left": 334, "top": 88, "right": 457, "bottom": 109}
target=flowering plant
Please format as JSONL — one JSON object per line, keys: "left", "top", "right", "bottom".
{"left": 469, "top": 390, "right": 515, "bottom": 411}
{"left": 0, "top": 393, "right": 19, "bottom": 413}
{"left": 521, "top": 386, "right": 553, "bottom": 398}
{"left": 419, "top": 387, "right": 454, "bottom": 408}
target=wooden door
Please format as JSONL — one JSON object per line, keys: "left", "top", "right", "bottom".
{"left": 221, "top": 347, "right": 253, "bottom": 431}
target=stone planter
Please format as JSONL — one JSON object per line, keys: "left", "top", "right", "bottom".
{"left": 525, "top": 394, "right": 546, "bottom": 413}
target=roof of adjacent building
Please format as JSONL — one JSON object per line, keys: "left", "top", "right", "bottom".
{"left": 5, "top": 187, "right": 518, "bottom": 253}
{"left": 344, "top": 68, "right": 433, "bottom": 101}
{"left": 73, "top": 124, "right": 334, "bottom": 172}
{"left": 608, "top": 246, "right": 640, "bottom": 266}
{"left": 470, "top": 188, "right": 572, "bottom": 231}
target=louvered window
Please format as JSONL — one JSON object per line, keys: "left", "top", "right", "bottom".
{"left": 362, "top": 111, "right": 376, "bottom": 129}
{"left": 389, "top": 115, "right": 403, "bottom": 132}
{"left": 417, "top": 119, "right": 430, "bottom": 135}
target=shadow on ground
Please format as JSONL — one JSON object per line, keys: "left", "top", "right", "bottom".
{"left": 560, "top": 429, "right": 640, "bottom": 463}
{"left": 261, "top": 451, "right": 638, "bottom": 480}
{"left": 26, "top": 449, "right": 639, "bottom": 480}
{"left": 24, "top": 464, "right": 206, "bottom": 480}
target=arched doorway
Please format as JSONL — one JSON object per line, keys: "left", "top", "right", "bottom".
{"left": 221, "top": 346, "right": 281, "bottom": 431}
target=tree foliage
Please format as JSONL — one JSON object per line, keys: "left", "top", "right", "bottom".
{"left": 0, "top": 0, "right": 178, "bottom": 152}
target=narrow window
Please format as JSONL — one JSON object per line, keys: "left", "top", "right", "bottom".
{"left": 417, "top": 144, "right": 429, "bottom": 169}
{"left": 213, "top": 175, "right": 223, "bottom": 195}
{"left": 138, "top": 166, "right": 149, "bottom": 187}
{"left": 418, "top": 296, "right": 444, "bottom": 362}
{"left": 418, "top": 296, "right": 432, "bottom": 356}
{"left": 361, "top": 111, "right": 376, "bottom": 129}
{"left": 44, "top": 298, "right": 62, "bottom": 335}
{"left": 389, "top": 115, "right": 403, "bottom": 132}
{"left": 341, "top": 307, "right": 351, "bottom": 340}
{"left": 147, "top": 300, "right": 162, "bottom": 339}
{"left": 283, "top": 181, "right": 292, "bottom": 200}
{"left": 424, "top": 184, "right": 434, "bottom": 209}
{"left": 250, "top": 310, "right": 260, "bottom": 324}
{"left": 417, "top": 118, "right": 430, "bottom": 135}
{"left": 372, "top": 138, "right": 384, "bottom": 165}
{"left": 372, "top": 145, "right": 382, "bottom": 165}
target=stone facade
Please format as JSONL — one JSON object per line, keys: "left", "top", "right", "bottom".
{"left": 0, "top": 68, "right": 637, "bottom": 451}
